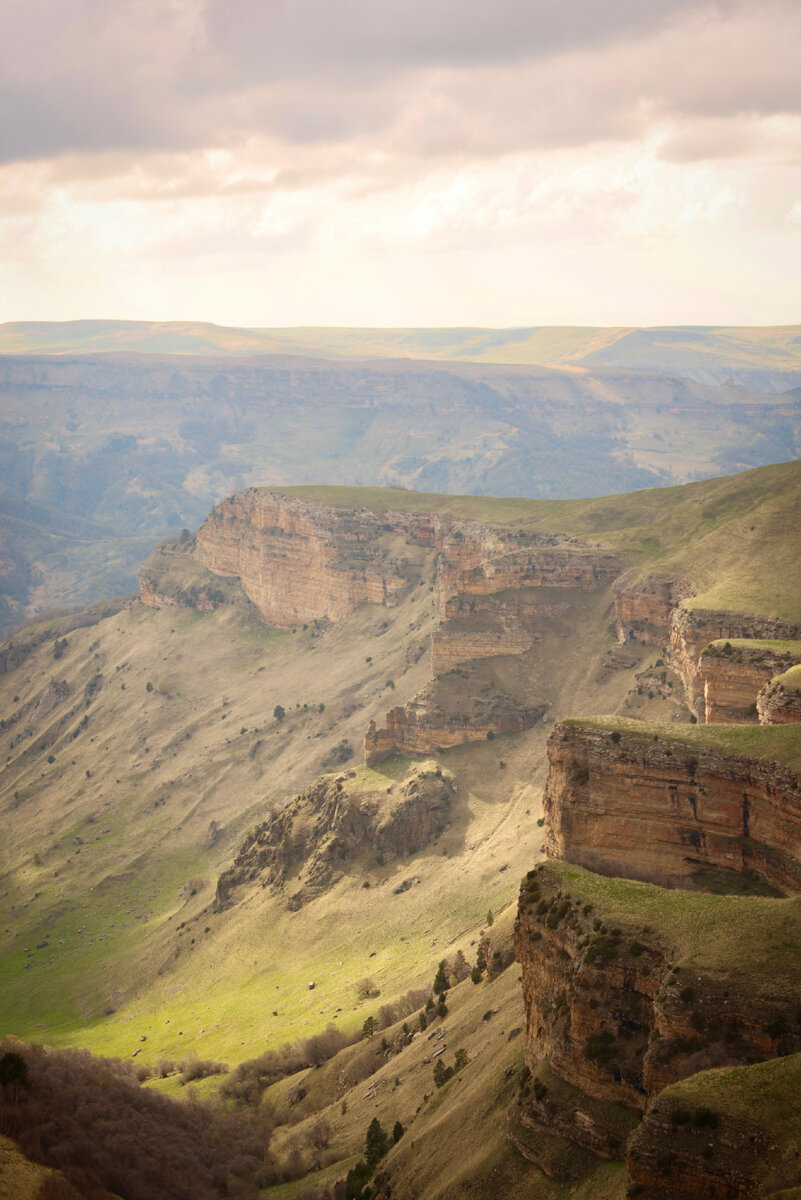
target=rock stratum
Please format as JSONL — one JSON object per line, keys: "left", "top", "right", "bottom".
{"left": 543, "top": 719, "right": 801, "bottom": 894}
{"left": 513, "top": 861, "right": 801, "bottom": 1195}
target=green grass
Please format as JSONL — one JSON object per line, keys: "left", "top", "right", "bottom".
{"left": 563, "top": 714, "right": 801, "bottom": 772}
{"left": 537, "top": 860, "right": 801, "bottom": 988}
{"left": 773, "top": 664, "right": 801, "bottom": 693}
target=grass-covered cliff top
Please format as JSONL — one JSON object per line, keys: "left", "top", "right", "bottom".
{"left": 536, "top": 859, "right": 801, "bottom": 989}
{"left": 774, "top": 664, "right": 801, "bottom": 694}
{"left": 560, "top": 714, "right": 801, "bottom": 773}
{"left": 703, "top": 639, "right": 801, "bottom": 658}
{"left": 269, "top": 458, "right": 801, "bottom": 622}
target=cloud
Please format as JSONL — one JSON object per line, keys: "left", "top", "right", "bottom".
{"left": 2, "top": 0, "right": 800, "bottom": 168}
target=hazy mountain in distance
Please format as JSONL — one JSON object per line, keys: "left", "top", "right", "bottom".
{"left": 2, "top": 319, "right": 801, "bottom": 390}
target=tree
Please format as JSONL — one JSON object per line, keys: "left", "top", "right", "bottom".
{"left": 273, "top": 705, "right": 285, "bottom": 721}
{"left": 454, "top": 1048, "right": 469, "bottom": 1072}
{"left": 486, "top": 908, "right": 494, "bottom": 926}
{"left": 433, "top": 960, "right": 448, "bottom": 993}
{"left": 418, "top": 1011, "right": 428, "bottom": 1032}
{"left": 365, "top": 1117, "right": 389, "bottom": 1167}
{"left": 0, "top": 1051, "right": 29, "bottom": 1090}
{"left": 433, "top": 1058, "right": 452, "bottom": 1088}
{"left": 393, "top": 1120, "right": 405, "bottom": 1143}
{"left": 362, "top": 1016, "right": 378, "bottom": 1040}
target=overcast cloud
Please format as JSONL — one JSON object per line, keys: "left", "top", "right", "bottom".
{"left": 0, "top": 0, "right": 799, "bottom": 325}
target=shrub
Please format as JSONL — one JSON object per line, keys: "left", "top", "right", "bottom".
{"left": 322, "top": 739, "right": 353, "bottom": 767}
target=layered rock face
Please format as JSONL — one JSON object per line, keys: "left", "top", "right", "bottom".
{"left": 669, "top": 609, "right": 801, "bottom": 719}
{"left": 191, "top": 491, "right": 439, "bottom": 627}
{"left": 364, "top": 699, "right": 545, "bottom": 766}
{"left": 613, "top": 572, "right": 801, "bottom": 719}
{"left": 514, "top": 864, "right": 801, "bottom": 1183}
{"left": 215, "top": 764, "right": 455, "bottom": 910}
{"left": 543, "top": 721, "right": 801, "bottom": 894}
{"left": 698, "top": 641, "right": 801, "bottom": 724}
{"left": 613, "top": 573, "right": 689, "bottom": 647}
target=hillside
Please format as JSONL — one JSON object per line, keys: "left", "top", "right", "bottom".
{"left": 1, "top": 350, "right": 800, "bottom": 633}
{"left": 2, "top": 464, "right": 801, "bottom": 1199}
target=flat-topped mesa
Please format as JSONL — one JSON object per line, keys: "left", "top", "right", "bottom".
{"left": 191, "top": 490, "right": 440, "bottom": 627}
{"left": 544, "top": 720, "right": 801, "bottom": 895}
{"left": 758, "top": 665, "right": 801, "bottom": 725}
{"left": 698, "top": 640, "right": 801, "bottom": 724}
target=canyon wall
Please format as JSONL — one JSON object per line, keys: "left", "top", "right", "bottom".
{"left": 513, "top": 863, "right": 801, "bottom": 1183}
{"left": 191, "top": 490, "right": 439, "bottom": 627}
{"left": 698, "top": 641, "right": 801, "bottom": 724}
{"left": 614, "top": 572, "right": 801, "bottom": 719}
{"left": 543, "top": 721, "right": 801, "bottom": 894}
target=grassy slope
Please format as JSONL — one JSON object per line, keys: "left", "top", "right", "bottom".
{"left": 274, "top": 456, "right": 801, "bottom": 619}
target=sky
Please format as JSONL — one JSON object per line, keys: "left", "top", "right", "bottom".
{"left": 1, "top": 0, "right": 800, "bottom": 327}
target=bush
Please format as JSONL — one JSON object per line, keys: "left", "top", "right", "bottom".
{"left": 323, "top": 739, "right": 353, "bottom": 768}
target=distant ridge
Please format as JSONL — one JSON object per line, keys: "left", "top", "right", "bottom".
{"left": 2, "top": 319, "right": 801, "bottom": 389}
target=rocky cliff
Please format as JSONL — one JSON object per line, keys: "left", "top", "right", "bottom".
{"left": 215, "top": 762, "right": 456, "bottom": 910}
{"left": 613, "top": 574, "right": 801, "bottom": 719}
{"left": 697, "top": 640, "right": 801, "bottom": 724}
{"left": 364, "top": 695, "right": 545, "bottom": 766}
{"left": 543, "top": 719, "right": 801, "bottom": 894}
{"left": 190, "top": 491, "right": 441, "bottom": 627}
{"left": 758, "top": 664, "right": 801, "bottom": 725}
{"left": 513, "top": 861, "right": 801, "bottom": 1186}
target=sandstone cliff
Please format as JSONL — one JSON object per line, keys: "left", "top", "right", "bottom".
{"left": 215, "top": 763, "right": 456, "bottom": 910}
{"left": 513, "top": 861, "right": 801, "bottom": 1185}
{"left": 364, "top": 689, "right": 545, "bottom": 766}
{"left": 697, "top": 640, "right": 801, "bottom": 724}
{"left": 614, "top": 571, "right": 801, "bottom": 720}
{"left": 543, "top": 719, "right": 801, "bottom": 894}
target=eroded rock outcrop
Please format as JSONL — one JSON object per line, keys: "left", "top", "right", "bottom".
{"left": 215, "top": 763, "right": 455, "bottom": 910}
{"left": 758, "top": 666, "right": 801, "bottom": 725}
{"left": 613, "top": 571, "right": 801, "bottom": 720}
{"left": 613, "top": 573, "right": 690, "bottom": 648}
{"left": 669, "top": 609, "right": 801, "bottom": 719}
{"left": 543, "top": 720, "right": 801, "bottom": 894}
{"left": 364, "top": 693, "right": 545, "bottom": 766}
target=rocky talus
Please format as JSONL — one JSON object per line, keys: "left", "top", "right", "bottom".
{"left": 543, "top": 720, "right": 801, "bottom": 894}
